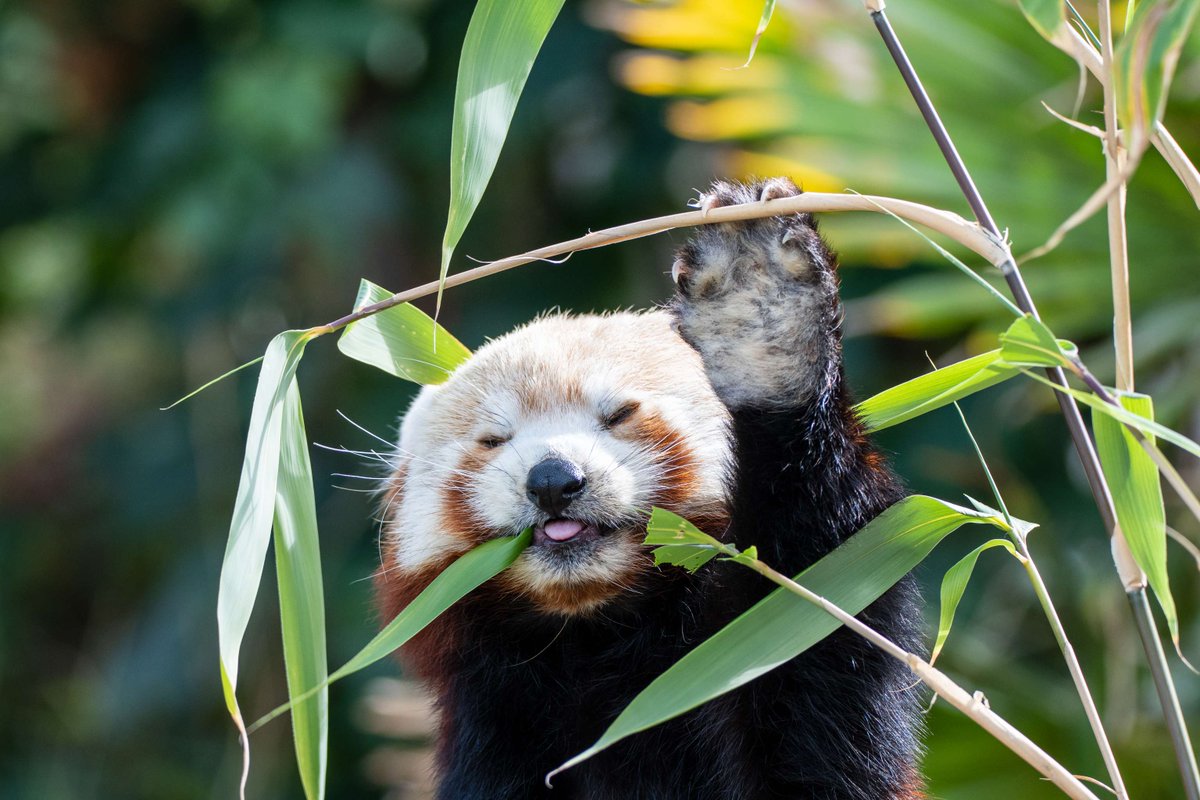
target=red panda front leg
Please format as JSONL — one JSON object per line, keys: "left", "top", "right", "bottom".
{"left": 670, "top": 178, "right": 926, "bottom": 800}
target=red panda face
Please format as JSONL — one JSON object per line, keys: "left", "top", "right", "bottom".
{"left": 379, "top": 311, "right": 731, "bottom": 615}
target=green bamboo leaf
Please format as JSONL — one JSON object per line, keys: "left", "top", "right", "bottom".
{"left": 1020, "top": 369, "right": 1200, "bottom": 459}
{"left": 1093, "top": 392, "right": 1177, "bottom": 642}
{"left": 437, "top": 0, "right": 567, "bottom": 310}
{"left": 160, "top": 356, "right": 264, "bottom": 411}
{"left": 854, "top": 350, "right": 1019, "bottom": 432}
{"left": 646, "top": 507, "right": 726, "bottom": 572}
{"left": 1019, "top": 0, "right": 1067, "bottom": 39}
{"left": 217, "top": 330, "right": 312, "bottom": 753}
{"left": 551, "top": 496, "right": 1015, "bottom": 779}
{"left": 932, "top": 538, "right": 1021, "bottom": 664}
{"left": 337, "top": 280, "right": 471, "bottom": 384}
{"left": 248, "top": 531, "right": 531, "bottom": 733}
{"left": 1115, "top": 0, "right": 1200, "bottom": 138}
{"left": 850, "top": 190, "right": 1022, "bottom": 318}
{"left": 738, "top": 0, "right": 777, "bottom": 68}
{"left": 998, "top": 314, "right": 1078, "bottom": 367}
{"left": 274, "top": 382, "right": 328, "bottom": 800}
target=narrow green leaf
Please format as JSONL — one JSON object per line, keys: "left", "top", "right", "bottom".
{"left": 337, "top": 280, "right": 471, "bottom": 384}
{"left": 1020, "top": 369, "right": 1200, "bottom": 459}
{"left": 738, "top": 0, "right": 777, "bottom": 68}
{"left": 965, "top": 495, "right": 1039, "bottom": 540}
{"left": 160, "top": 356, "right": 264, "bottom": 411}
{"left": 274, "top": 382, "right": 328, "bottom": 800}
{"left": 850, "top": 190, "right": 1022, "bottom": 318}
{"left": 998, "top": 314, "right": 1077, "bottom": 367}
{"left": 552, "top": 496, "right": 1013, "bottom": 778}
{"left": 1115, "top": 0, "right": 1200, "bottom": 138}
{"left": 1019, "top": 0, "right": 1067, "bottom": 39}
{"left": 437, "top": 0, "right": 567, "bottom": 310}
{"left": 217, "top": 330, "right": 311, "bottom": 737}
{"left": 248, "top": 531, "right": 531, "bottom": 733}
{"left": 1093, "top": 392, "right": 1177, "bottom": 641}
{"left": 854, "top": 350, "right": 1019, "bottom": 432}
{"left": 932, "top": 538, "right": 1021, "bottom": 664}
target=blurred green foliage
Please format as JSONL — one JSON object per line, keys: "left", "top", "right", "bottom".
{"left": 0, "top": 0, "right": 1196, "bottom": 798}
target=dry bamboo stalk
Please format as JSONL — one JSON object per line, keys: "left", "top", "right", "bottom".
{"left": 1053, "top": 23, "right": 1200, "bottom": 209}
{"left": 741, "top": 556, "right": 1103, "bottom": 800}
{"left": 312, "top": 192, "right": 1009, "bottom": 335}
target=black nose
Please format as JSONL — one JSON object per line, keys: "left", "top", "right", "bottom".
{"left": 526, "top": 458, "right": 587, "bottom": 516}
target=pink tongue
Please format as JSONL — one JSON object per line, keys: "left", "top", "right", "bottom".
{"left": 543, "top": 519, "right": 585, "bottom": 542}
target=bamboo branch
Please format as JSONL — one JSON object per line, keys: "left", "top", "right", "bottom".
{"left": 1053, "top": 23, "right": 1200, "bottom": 209}
{"left": 1098, "top": 0, "right": 1136, "bottom": 395}
{"left": 737, "top": 553, "right": 1103, "bottom": 800}
{"left": 308, "top": 192, "right": 1007, "bottom": 335}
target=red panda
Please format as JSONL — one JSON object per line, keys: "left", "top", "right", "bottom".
{"left": 376, "top": 178, "right": 924, "bottom": 799}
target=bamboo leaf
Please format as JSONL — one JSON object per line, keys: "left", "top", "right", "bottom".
{"left": 1020, "top": 369, "right": 1200, "bottom": 459}
{"left": 646, "top": 507, "right": 727, "bottom": 572}
{"left": 1093, "top": 392, "right": 1177, "bottom": 641}
{"left": 552, "top": 496, "right": 1015, "bottom": 779}
{"left": 216, "top": 330, "right": 312, "bottom": 767}
{"left": 274, "top": 382, "right": 328, "bottom": 800}
{"left": 738, "top": 0, "right": 777, "bottom": 68}
{"left": 1019, "top": 0, "right": 1068, "bottom": 39}
{"left": 854, "top": 350, "right": 1019, "bottom": 432}
{"left": 1115, "top": 0, "right": 1200, "bottom": 139}
{"left": 998, "top": 314, "right": 1077, "bottom": 367}
{"left": 437, "top": 0, "right": 567, "bottom": 310}
{"left": 337, "top": 280, "right": 471, "bottom": 384}
{"left": 248, "top": 531, "right": 531, "bottom": 733}
{"left": 932, "top": 538, "right": 1021, "bottom": 664}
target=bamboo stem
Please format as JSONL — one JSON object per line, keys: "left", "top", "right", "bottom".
{"left": 741, "top": 555, "right": 1102, "bottom": 800}
{"left": 1052, "top": 24, "right": 1200, "bottom": 209}
{"left": 309, "top": 192, "right": 1006, "bottom": 335}
{"left": 1098, "top": 0, "right": 1135, "bottom": 395}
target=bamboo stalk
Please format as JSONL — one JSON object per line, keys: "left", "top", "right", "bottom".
{"left": 864, "top": 9, "right": 1131, "bottom": 796}
{"left": 738, "top": 553, "right": 1103, "bottom": 800}
{"left": 1052, "top": 24, "right": 1200, "bottom": 209}
{"left": 1098, "top": 0, "right": 1136, "bottom": 396}
{"left": 309, "top": 192, "right": 1007, "bottom": 335}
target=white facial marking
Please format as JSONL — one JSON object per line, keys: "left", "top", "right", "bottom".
{"left": 382, "top": 311, "right": 731, "bottom": 611}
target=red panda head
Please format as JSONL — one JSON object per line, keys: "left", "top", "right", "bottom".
{"left": 378, "top": 310, "right": 731, "bottom": 616}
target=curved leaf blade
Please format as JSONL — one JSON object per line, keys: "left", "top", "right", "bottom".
{"left": 1019, "top": 0, "right": 1067, "bottom": 40}
{"left": 337, "top": 280, "right": 471, "bottom": 384}
{"left": 998, "top": 314, "right": 1077, "bottom": 367}
{"left": 739, "top": 0, "right": 777, "bottom": 67}
{"left": 1020, "top": 369, "right": 1200, "bottom": 459}
{"left": 1093, "top": 392, "right": 1177, "bottom": 641}
{"left": 932, "top": 538, "right": 1021, "bottom": 664}
{"left": 217, "top": 330, "right": 311, "bottom": 731}
{"left": 274, "top": 382, "right": 328, "bottom": 800}
{"left": 249, "top": 531, "right": 531, "bottom": 733}
{"left": 1115, "top": 0, "right": 1200, "bottom": 139}
{"left": 854, "top": 350, "right": 1018, "bottom": 432}
{"left": 438, "top": 0, "right": 567, "bottom": 308}
{"left": 553, "top": 496, "right": 1014, "bottom": 777}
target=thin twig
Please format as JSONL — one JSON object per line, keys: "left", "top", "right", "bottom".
{"left": 737, "top": 553, "right": 1102, "bottom": 800}
{"left": 954, "top": 403, "right": 1128, "bottom": 800}
{"left": 1052, "top": 23, "right": 1200, "bottom": 209}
